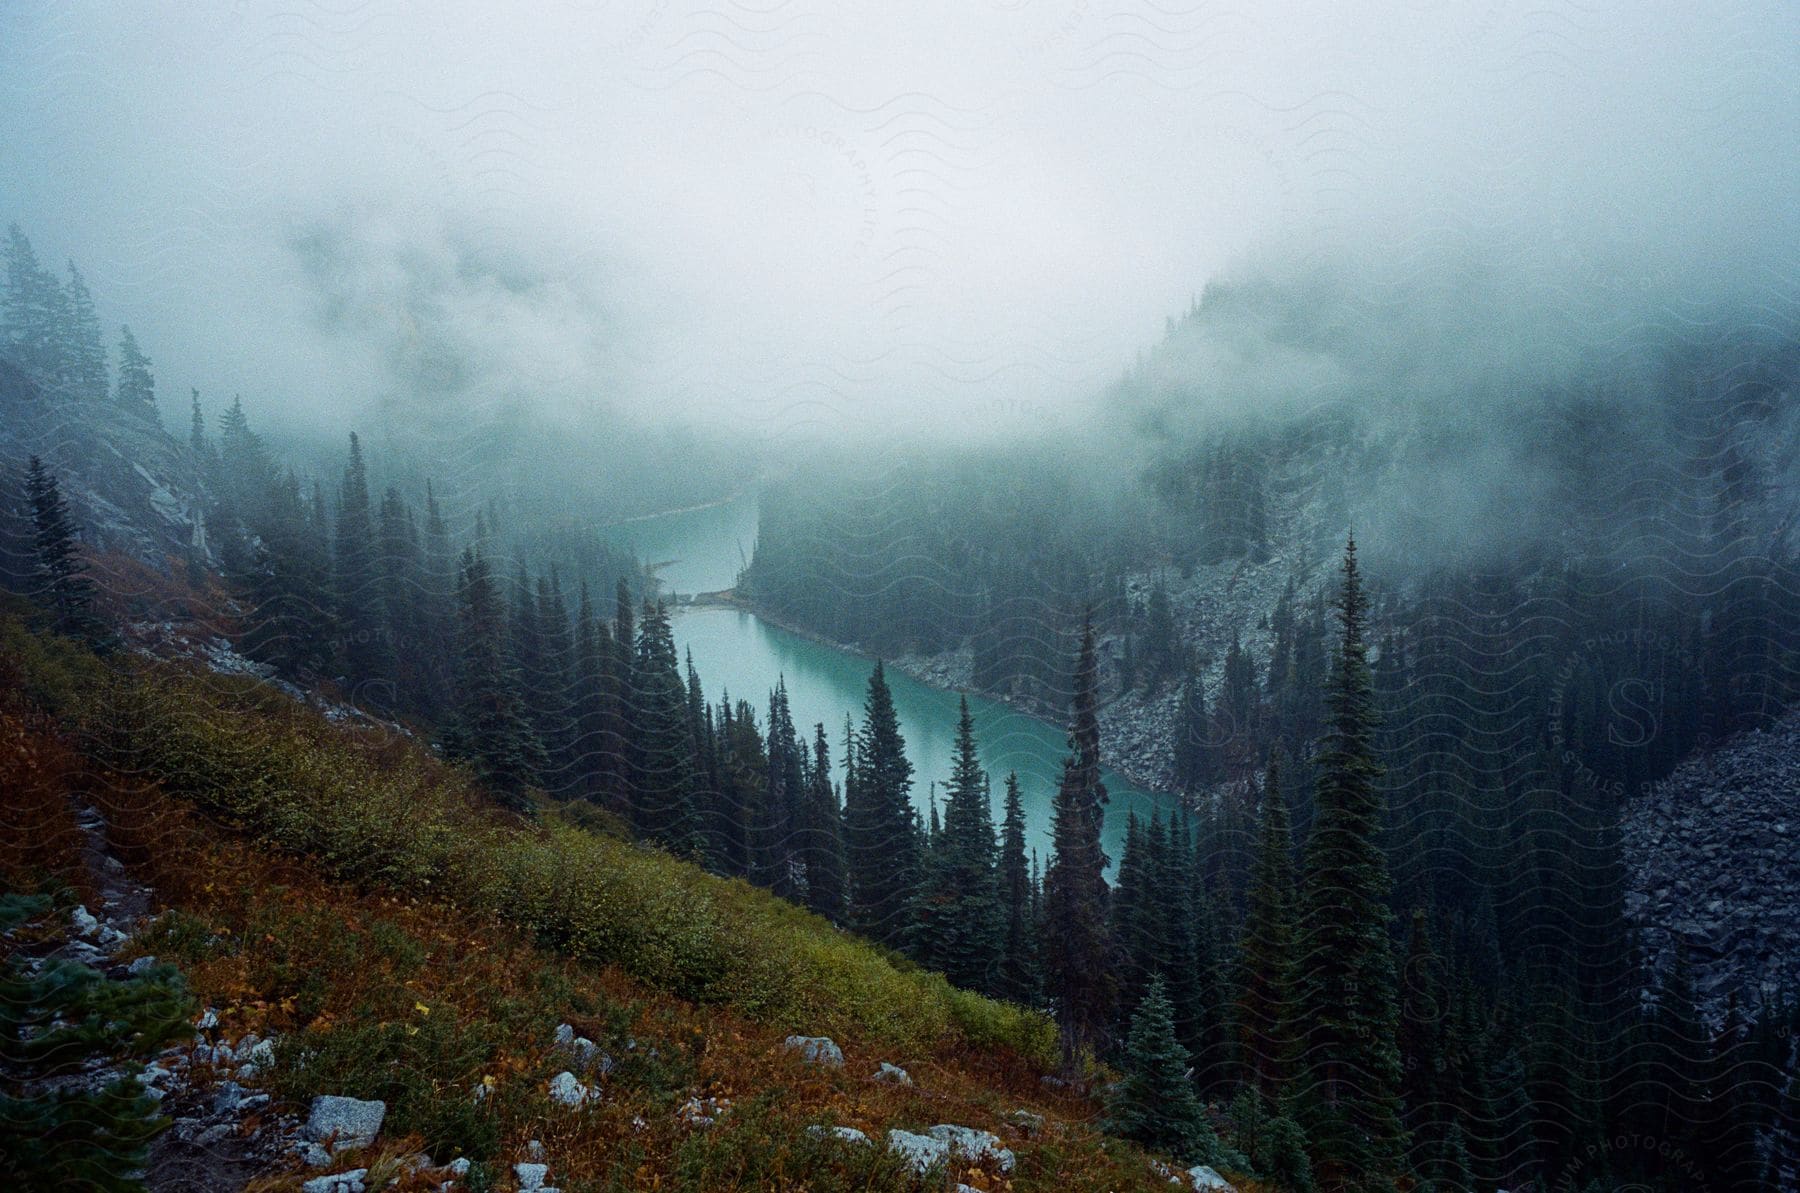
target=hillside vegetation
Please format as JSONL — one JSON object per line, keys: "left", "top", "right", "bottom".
{"left": 0, "top": 610, "right": 1231, "bottom": 1192}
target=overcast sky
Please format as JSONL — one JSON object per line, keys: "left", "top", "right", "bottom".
{"left": 0, "top": 1, "right": 1794, "bottom": 443}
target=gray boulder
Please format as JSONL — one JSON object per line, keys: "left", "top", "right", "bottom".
{"left": 515, "top": 1161, "right": 549, "bottom": 1190}
{"left": 886, "top": 1129, "right": 949, "bottom": 1174}
{"left": 303, "top": 1095, "right": 387, "bottom": 1152}
{"left": 872, "top": 1061, "right": 912, "bottom": 1085}
{"left": 1187, "top": 1166, "right": 1236, "bottom": 1191}
{"left": 929, "top": 1124, "right": 1015, "bottom": 1173}
{"left": 783, "top": 1035, "right": 844, "bottom": 1068}
{"left": 546, "top": 1070, "right": 594, "bottom": 1107}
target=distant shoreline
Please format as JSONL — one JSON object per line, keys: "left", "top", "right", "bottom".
{"left": 674, "top": 591, "right": 1179, "bottom": 802}
{"left": 598, "top": 484, "right": 755, "bottom": 531}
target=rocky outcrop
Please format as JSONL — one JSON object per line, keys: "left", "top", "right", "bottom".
{"left": 0, "top": 358, "right": 212, "bottom": 570}
{"left": 1624, "top": 710, "right": 1800, "bottom": 1018}
{"left": 783, "top": 1035, "right": 844, "bottom": 1068}
{"left": 302, "top": 1095, "right": 388, "bottom": 1153}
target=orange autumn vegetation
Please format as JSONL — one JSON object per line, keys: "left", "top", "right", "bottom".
{"left": 0, "top": 613, "right": 1271, "bottom": 1191}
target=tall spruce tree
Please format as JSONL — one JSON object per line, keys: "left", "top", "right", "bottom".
{"left": 571, "top": 582, "right": 608, "bottom": 801}
{"left": 333, "top": 433, "right": 392, "bottom": 692}
{"left": 842, "top": 661, "right": 920, "bottom": 951}
{"left": 114, "top": 325, "right": 154, "bottom": 411}
{"left": 1043, "top": 611, "right": 1115, "bottom": 1073}
{"left": 1288, "top": 536, "right": 1407, "bottom": 1192}
{"left": 3, "top": 224, "right": 60, "bottom": 376}
{"left": 444, "top": 547, "right": 543, "bottom": 806}
{"left": 628, "top": 600, "right": 701, "bottom": 853}
{"left": 914, "top": 696, "right": 1004, "bottom": 993}
{"left": 23, "top": 457, "right": 100, "bottom": 639}
{"left": 1235, "top": 748, "right": 1298, "bottom": 1096}
{"left": 62, "top": 263, "right": 106, "bottom": 397}
{"left": 996, "top": 771, "right": 1039, "bottom": 1003}
{"left": 801, "top": 722, "right": 849, "bottom": 922}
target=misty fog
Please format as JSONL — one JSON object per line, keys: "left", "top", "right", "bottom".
{"left": 3, "top": 0, "right": 1793, "bottom": 462}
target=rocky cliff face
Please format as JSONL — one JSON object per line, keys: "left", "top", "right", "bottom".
{"left": 0, "top": 358, "right": 212, "bottom": 570}
{"left": 1624, "top": 710, "right": 1800, "bottom": 1019}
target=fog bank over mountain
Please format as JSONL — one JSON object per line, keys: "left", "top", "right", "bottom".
{"left": 0, "top": 1, "right": 1793, "bottom": 447}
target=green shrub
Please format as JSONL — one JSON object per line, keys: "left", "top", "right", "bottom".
{"left": 0, "top": 892, "right": 196, "bottom": 1191}
{"left": 673, "top": 1093, "right": 925, "bottom": 1192}
{"left": 268, "top": 1011, "right": 502, "bottom": 1160}
{"left": 71, "top": 660, "right": 1056, "bottom": 1065}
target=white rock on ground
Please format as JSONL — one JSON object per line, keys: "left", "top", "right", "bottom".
{"left": 872, "top": 1062, "right": 912, "bottom": 1085}
{"left": 1187, "top": 1165, "right": 1236, "bottom": 1191}
{"left": 70, "top": 905, "right": 100, "bottom": 936}
{"left": 886, "top": 1129, "right": 949, "bottom": 1174}
{"left": 303, "top": 1095, "right": 387, "bottom": 1152}
{"left": 546, "top": 1070, "right": 594, "bottom": 1107}
{"left": 929, "top": 1124, "right": 1016, "bottom": 1173}
{"left": 237, "top": 1036, "right": 276, "bottom": 1077}
{"left": 515, "top": 1161, "right": 549, "bottom": 1190}
{"left": 300, "top": 1170, "right": 368, "bottom": 1193}
{"left": 783, "top": 1035, "right": 844, "bottom": 1067}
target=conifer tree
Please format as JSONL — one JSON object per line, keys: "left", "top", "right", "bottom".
{"left": 995, "top": 771, "right": 1039, "bottom": 1004}
{"left": 1235, "top": 749, "right": 1297, "bottom": 1096}
{"left": 24, "top": 456, "right": 100, "bottom": 639}
{"left": 1289, "top": 536, "right": 1406, "bottom": 1192}
{"left": 914, "top": 696, "right": 1004, "bottom": 993}
{"left": 801, "top": 722, "right": 849, "bottom": 922}
{"left": 62, "top": 263, "right": 106, "bottom": 397}
{"left": 531, "top": 571, "right": 576, "bottom": 792}
{"left": 240, "top": 469, "right": 333, "bottom": 677}
{"left": 1110, "top": 811, "right": 1156, "bottom": 1018}
{"left": 377, "top": 486, "right": 422, "bottom": 701}
{"left": 606, "top": 577, "right": 638, "bottom": 807}
{"left": 1157, "top": 812, "right": 1209, "bottom": 1076}
{"left": 1106, "top": 975, "right": 1230, "bottom": 1165}
{"left": 1043, "top": 611, "right": 1115, "bottom": 1072}
{"left": 571, "top": 582, "right": 607, "bottom": 799}
{"left": 114, "top": 324, "right": 154, "bottom": 411}
{"left": 215, "top": 396, "right": 276, "bottom": 533}
{"left": 842, "top": 661, "right": 920, "bottom": 951}
{"left": 187, "top": 390, "right": 216, "bottom": 474}
{"left": 418, "top": 482, "right": 457, "bottom": 712}
{"left": 628, "top": 600, "right": 700, "bottom": 853}
{"left": 1173, "top": 674, "right": 1219, "bottom": 792}
{"left": 3, "top": 224, "right": 60, "bottom": 376}
{"left": 445, "top": 547, "right": 543, "bottom": 806}
{"left": 684, "top": 650, "right": 721, "bottom": 862}
{"left": 1396, "top": 908, "right": 1451, "bottom": 1182}
{"left": 333, "top": 432, "right": 391, "bottom": 692}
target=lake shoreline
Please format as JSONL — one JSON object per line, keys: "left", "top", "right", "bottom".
{"left": 681, "top": 589, "right": 1181, "bottom": 803}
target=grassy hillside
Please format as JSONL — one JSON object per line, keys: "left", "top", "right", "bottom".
{"left": 0, "top": 611, "right": 1242, "bottom": 1192}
